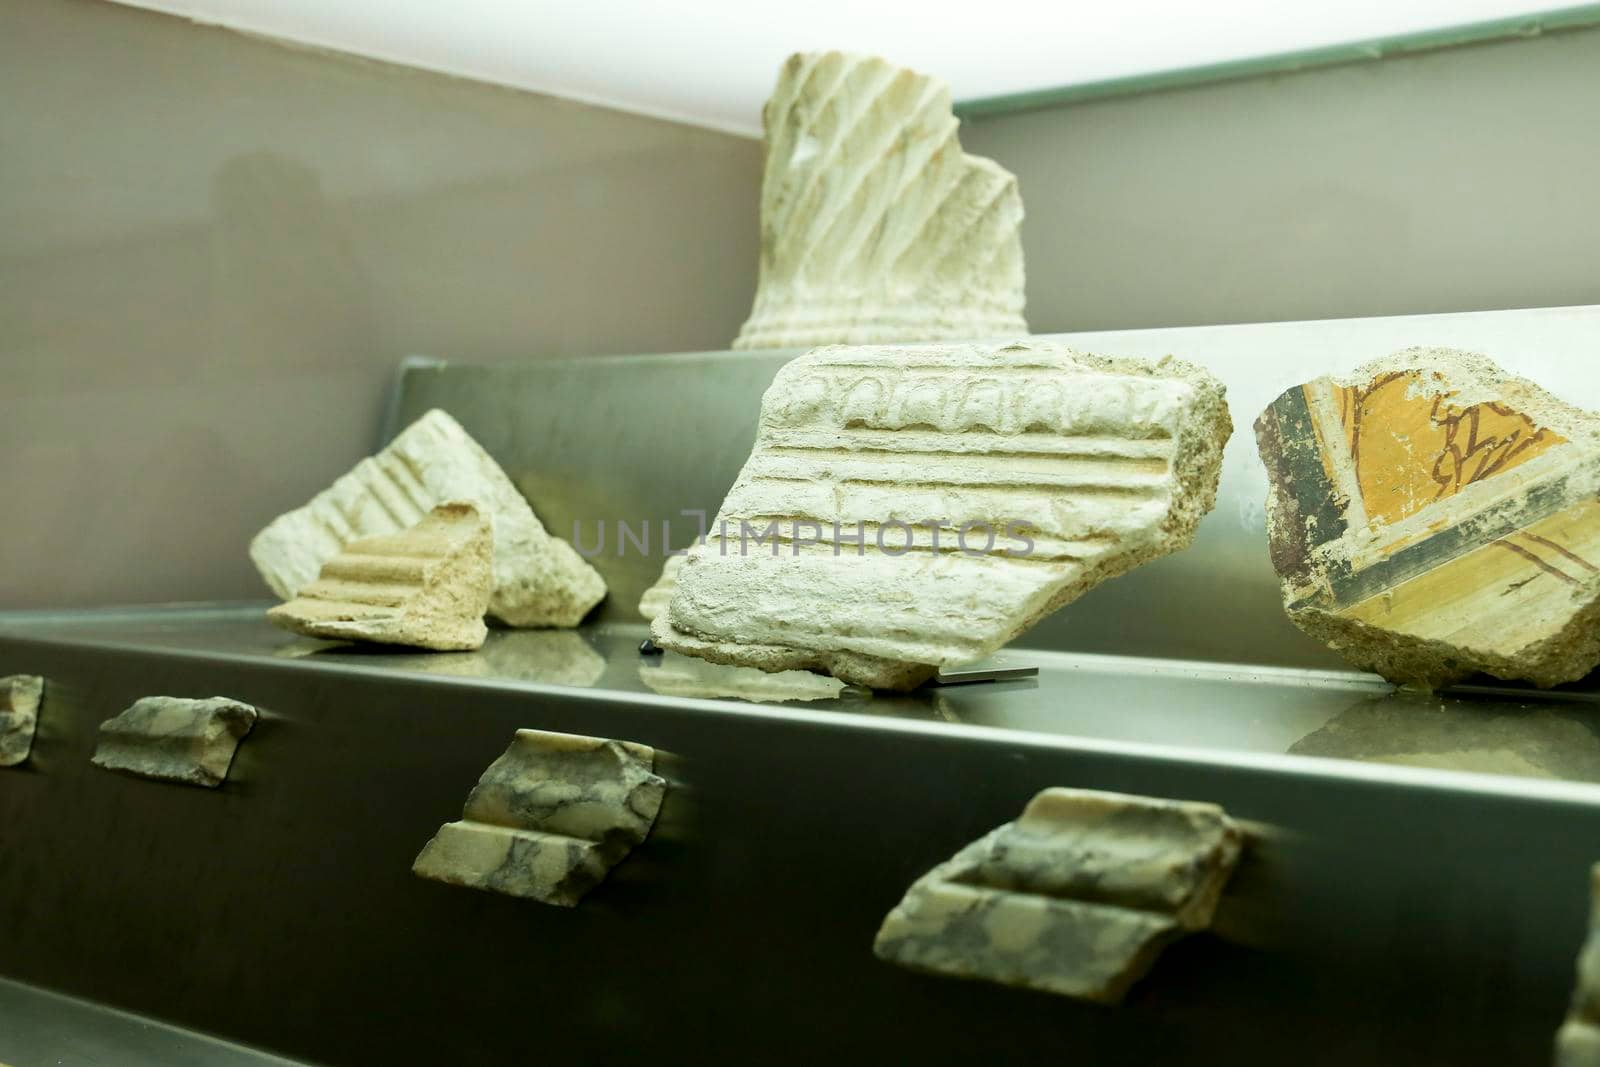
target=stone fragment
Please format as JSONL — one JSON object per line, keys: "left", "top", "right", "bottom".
{"left": 1557, "top": 865, "right": 1600, "bottom": 1066}
{"left": 91, "top": 696, "right": 258, "bottom": 788}
{"left": 0, "top": 675, "right": 44, "bottom": 767}
{"left": 268, "top": 502, "right": 491, "bottom": 651}
{"left": 412, "top": 728, "right": 666, "bottom": 907}
{"left": 873, "top": 787, "right": 1244, "bottom": 1005}
{"left": 733, "top": 52, "right": 1027, "bottom": 350}
{"left": 652, "top": 341, "right": 1231, "bottom": 689}
{"left": 1256, "top": 349, "right": 1600, "bottom": 689}
{"left": 637, "top": 555, "right": 685, "bottom": 621}
{"left": 250, "top": 408, "right": 605, "bottom": 628}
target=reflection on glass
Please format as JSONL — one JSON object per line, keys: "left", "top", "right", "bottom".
{"left": 639, "top": 652, "right": 864, "bottom": 705}
{"left": 1289, "top": 689, "right": 1600, "bottom": 783}
{"left": 278, "top": 629, "right": 607, "bottom": 688}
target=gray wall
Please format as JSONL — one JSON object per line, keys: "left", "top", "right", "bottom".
{"left": 959, "top": 27, "right": 1600, "bottom": 333}
{"left": 4, "top": 0, "right": 1598, "bottom": 610}
{"left": 0, "top": 0, "right": 761, "bottom": 609}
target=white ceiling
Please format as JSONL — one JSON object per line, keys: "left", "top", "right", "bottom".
{"left": 114, "top": 0, "right": 1566, "bottom": 136}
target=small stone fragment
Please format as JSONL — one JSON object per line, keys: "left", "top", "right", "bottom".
{"left": 412, "top": 728, "right": 666, "bottom": 907}
{"left": 268, "top": 502, "right": 491, "bottom": 651}
{"left": 873, "top": 787, "right": 1243, "bottom": 1005}
{"left": 639, "top": 652, "right": 848, "bottom": 704}
{"left": 250, "top": 408, "right": 605, "bottom": 628}
{"left": 637, "top": 555, "right": 684, "bottom": 621}
{"left": 0, "top": 675, "right": 44, "bottom": 767}
{"left": 734, "top": 52, "right": 1027, "bottom": 350}
{"left": 1257, "top": 348, "right": 1600, "bottom": 688}
{"left": 91, "top": 696, "right": 258, "bottom": 788}
{"left": 653, "top": 341, "right": 1231, "bottom": 689}
{"left": 1557, "top": 865, "right": 1600, "bottom": 1067}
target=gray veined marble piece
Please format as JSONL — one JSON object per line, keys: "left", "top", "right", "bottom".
{"left": 1557, "top": 865, "right": 1600, "bottom": 1066}
{"left": 90, "top": 696, "right": 258, "bottom": 788}
{"left": 873, "top": 787, "right": 1244, "bottom": 1005}
{"left": 0, "top": 675, "right": 44, "bottom": 767}
{"left": 412, "top": 728, "right": 666, "bottom": 907}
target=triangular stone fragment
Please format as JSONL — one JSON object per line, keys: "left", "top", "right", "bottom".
{"left": 0, "top": 675, "right": 44, "bottom": 767}
{"left": 250, "top": 409, "right": 605, "bottom": 628}
{"left": 873, "top": 788, "right": 1243, "bottom": 1005}
{"left": 734, "top": 52, "right": 1027, "bottom": 350}
{"left": 269, "top": 502, "right": 491, "bottom": 651}
{"left": 653, "top": 341, "right": 1231, "bottom": 689}
{"left": 1256, "top": 348, "right": 1600, "bottom": 688}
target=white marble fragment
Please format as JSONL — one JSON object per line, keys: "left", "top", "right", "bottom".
{"left": 413, "top": 728, "right": 666, "bottom": 907}
{"left": 250, "top": 409, "right": 605, "bottom": 628}
{"left": 0, "top": 675, "right": 44, "bottom": 767}
{"left": 1557, "top": 865, "right": 1600, "bottom": 1066}
{"left": 638, "top": 555, "right": 685, "bottom": 621}
{"left": 268, "top": 502, "right": 492, "bottom": 651}
{"left": 91, "top": 696, "right": 258, "bottom": 788}
{"left": 734, "top": 52, "right": 1028, "bottom": 350}
{"left": 874, "top": 787, "right": 1243, "bottom": 1004}
{"left": 653, "top": 341, "right": 1232, "bottom": 688}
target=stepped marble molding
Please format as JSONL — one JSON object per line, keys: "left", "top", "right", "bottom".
{"left": 1558, "top": 865, "right": 1600, "bottom": 1066}
{"left": 1257, "top": 349, "right": 1600, "bottom": 689}
{"left": 91, "top": 696, "right": 258, "bottom": 788}
{"left": 268, "top": 502, "right": 492, "bottom": 651}
{"left": 733, "top": 51, "right": 1027, "bottom": 350}
{"left": 250, "top": 409, "right": 605, "bottom": 628}
{"left": 652, "top": 341, "right": 1231, "bottom": 689}
{"left": 413, "top": 728, "right": 666, "bottom": 907}
{"left": 0, "top": 675, "right": 44, "bottom": 767}
{"left": 873, "top": 787, "right": 1244, "bottom": 1004}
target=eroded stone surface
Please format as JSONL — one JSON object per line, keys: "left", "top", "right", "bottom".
{"left": 637, "top": 555, "right": 685, "bottom": 621}
{"left": 873, "top": 787, "right": 1243, "bottom": 1004}
{"left": 268, "top": 502, "right": 491, "bottom": 651}
{"left": 1557, "top": 865, "right": 1600, "bottom": 1066}
{"left": 733, "top": 52, "right": 1027, "bottom": 350}
{"left": 412, "top": 728, "right": 666, "bottom": 907}
{"left": 653, "top": 341, "right": 1231, "bottom": 689}
{"left": 0, "top": 675, "right": 44, "bottom": 767}
{"left": 91, "top": 696, "right": 258, "bottom": 787}
{"left": 1257, "top": 349, "right": 1600, "bottom": 689}
{"left": 250, "top": 408, "right": 605, "bottom": 628}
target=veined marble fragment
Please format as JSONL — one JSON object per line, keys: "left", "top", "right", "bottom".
{"left": 412, "top": 728, "right": 666, "bottom": 907}
{"left": 1257, "top": 349, "right": 1600, "bottom": 688}
{"left": 250, "top": 408, "right": 605, "bottom": 628}
{"left": 1557, "top": 865, "right": 1600, "bottom": 1066}
{"left": 91, "top": 696, "right": 258, "bottom": 788}
{"left": 733, "top": 52, "right": 1027, "bottom": 350}
{"left": 268, "top": 502, "right": 491, "bottom": 651}
{"left": 0, "top": 675, "right": 44, "bottom": 767}
{"left": 874, "top": 787, "right": 1244, "bottom": 1004}
{"left": 653, "top": 341, "right": 1232, "bottom": 689}
{"left": 638, "top": 555, "right": 685, "bottom": 621}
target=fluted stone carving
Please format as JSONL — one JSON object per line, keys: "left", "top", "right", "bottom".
{"left": 653, "top": 341, "right": 1231, "bottom": 689}
{"left": 269, "top": 502, "right": 492, "bottom": 651}
{"left": 413, "top": 729, "right": 666, "bottom": 907}
{"left": 874, "top": 788, "right": 1244, "bottom": 1004}
{"left": 251, "top": 409, "right": 605, "bottom": 628}
{"left": 1257, "top": 349, "right": 1600, "bottom": 689}
{"left": 0, "top": 675, "right": 44, "bottom": 767}
{"left": 734, "top": 52, "right": 1027, "bottom": 350}
{"left": 91, "top": 696, "right": 258, "bottom": 788}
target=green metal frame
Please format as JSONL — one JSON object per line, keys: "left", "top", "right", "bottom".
{"left": 954, "top": 3, "right": 1600, "bottom": 120}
